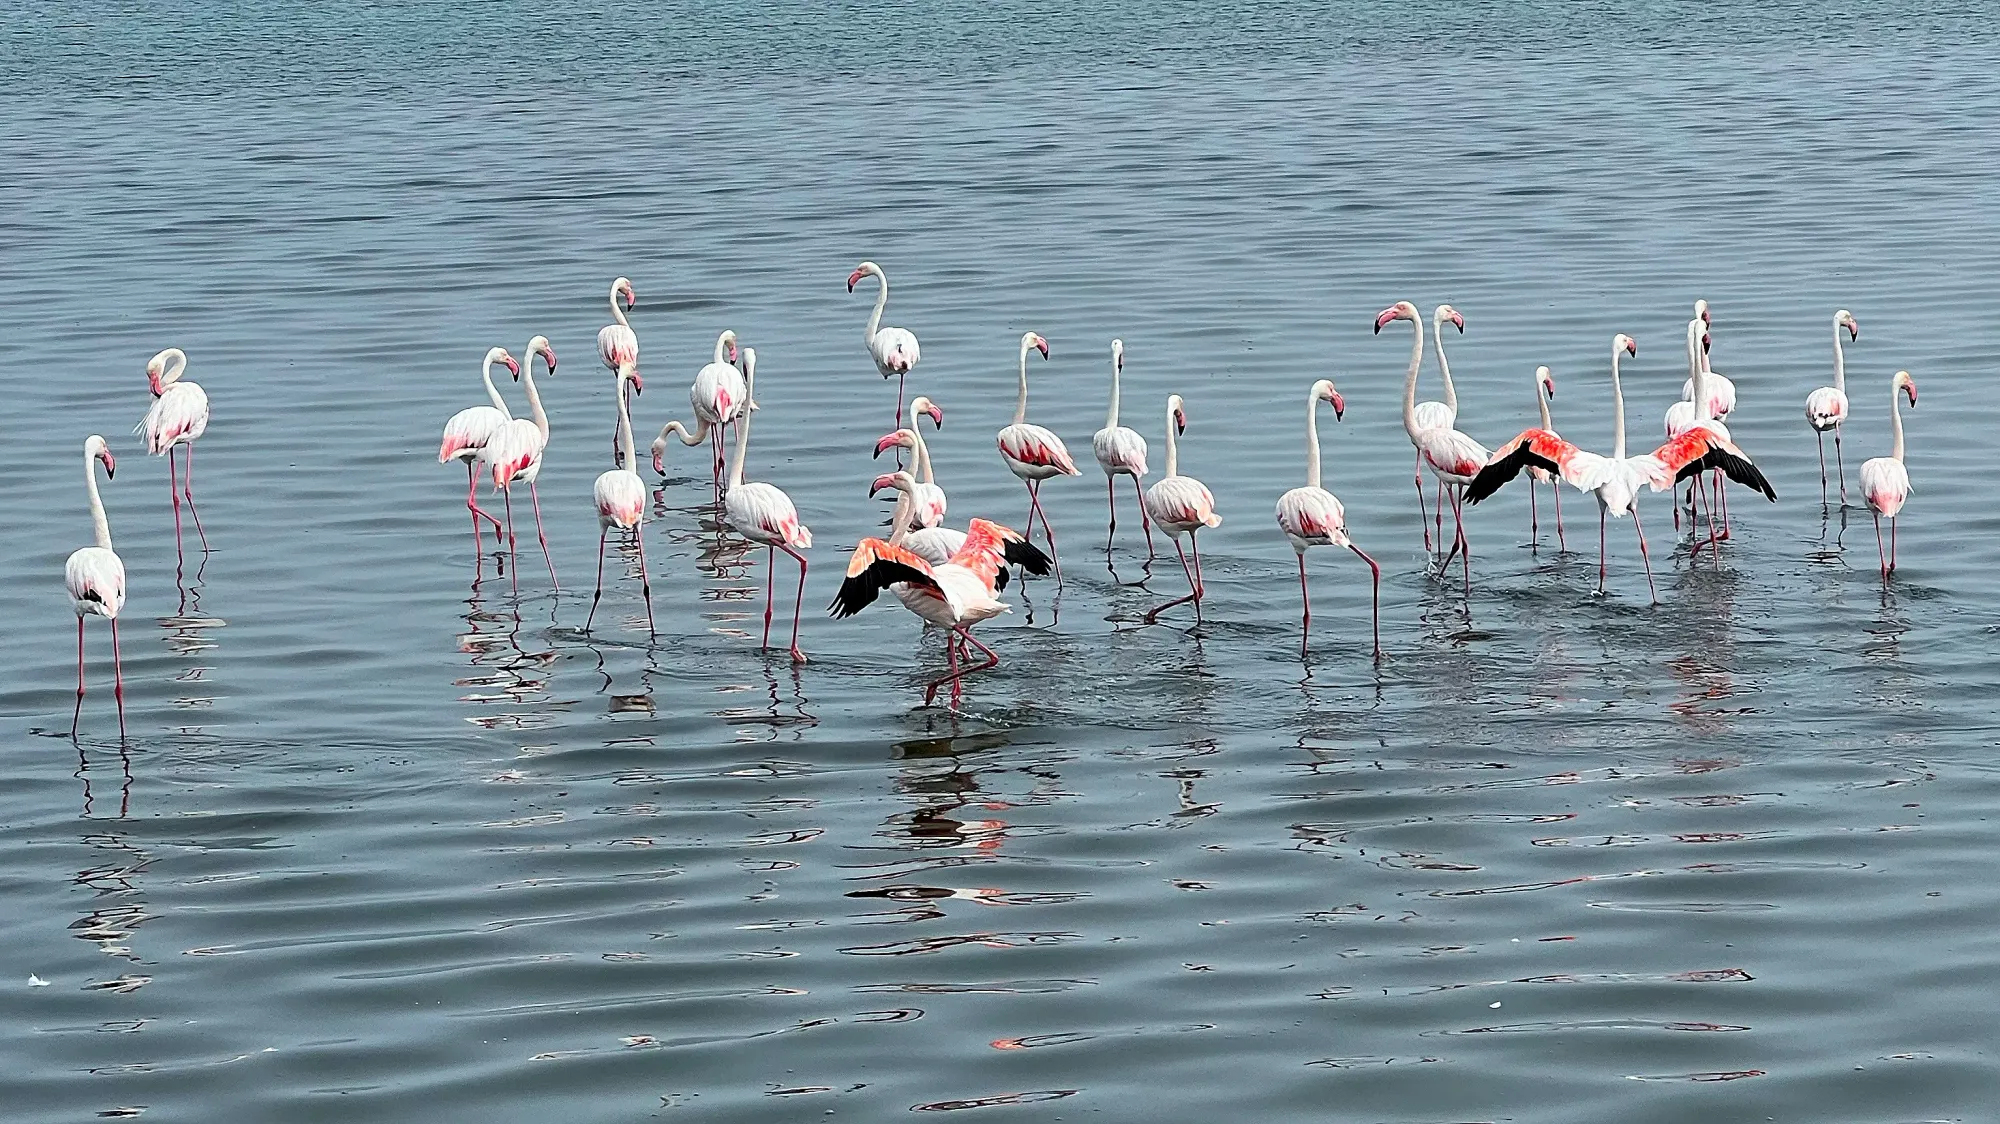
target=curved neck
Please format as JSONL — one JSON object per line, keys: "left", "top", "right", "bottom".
{"left": 1687, "top": 325, "right": 1710, "bottom": 420}
{"left": 1106, "top": 354, "right": 1122, "bottom": 429}
{"left": 159, "top": 350, "right": 188, "bottom": 390}
{"left": 609, "top": 285, "right": 630, "bottom": 329}
{"left": 521, "top": 363, "right": 549, "bottom": 439}
{"left": 1400, "top": 315, "right": 1426, "bottom": 434}
{"left": 887, "top": 487, "right": 914, "bottom": 546}
{"left": 615, "top": 374, "right": 637, "bottom": 469}
{"left": 1304, "top": 393, "right": 1324, "bottom": 491}
{"left": 660, "top": 420, "right": 707, "bottom": 447}
{"left": 1433, "top": 318, "right": 1458, "bottom": 412}
{"left": 1013, "top": 342, "right": 1031, "bottom": 426}
{"left": 1535, "top": 372, "right": 1551, "bottom": 431}
{"left": 1610, "top": 351, "right": 1628, "bottom": 460}
{"left": 483, "top": 354, "right": 512, "bottom": 417}
{"left": 865, "top": 274, "right": 887, "bottom": 343}
{"left": 85, "top": 452, "right": 111, "bottom": 551}
{"left": 1163, "top": 400, "right": 1180, "bottom": 478}
{"left": 1833, "top": 322, "right": 1848, "bottom": 392}
{"left": 714, "top": 331, "right": 735, "bottom": 366}
{"left": 911, "top": 424, "right": 936, "bottom": 484}
{"left": 728, "top": 358, "right": 755, "bottom": 488}
{"left": 1889, "top": 382, "right": 1907, "bottom": 462}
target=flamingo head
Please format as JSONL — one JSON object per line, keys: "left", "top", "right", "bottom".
{"left": 1836, "top": 309, "right": 1858, "bottom": 341}
{"left": 651, "top": 439, "right": 666, "bottom": 476}
{"left": 910, "top": 395, "right": 943, "bottom": 429}
{"left": 1436, "top": 304, "right": 1465, "bottom": 333}
{"left": 1024, "top": 332, "right": 1049, "bottom": 360}
{"left": 1111, "top": 338, "right": 1124, "bottom": 372}
{"left": 86, "top": 435, "right": 115, "bottom": 479}
{"left": 869, "top": 470, "right": 917, "bottom": 498}
{"left": 528, "top": 334, "right": 557, "bottom": 375}
{"left": 1895, "top": 370, "right": 1917, "bottom": 407}
{"left": 1694, "top": 298, "right": 1711, "bottom": 325}
{"left": 1615, "top": 333, "right": 1637, "bottom": 358}
{"left": 1168, "top": 393, "right": 1187, "bottom": 436}
{"left": 613, "top": 276, "right": 636, "bottom": 312}
{"left": 873, "top": 429, "right": 917, "bottom": 459}
{"left": 847, "top": 260, "right": 879, "bottom": 294}
{"left": 1374, "top": 300, "right": 1419, "bottom": 334}
{"left": 1537, "top": 365, "right": 1556, "bottom": 401}
{"left": 491, "top": 347, "right": 522, "bottom": 379}
{"left": 144, "top": 347, "right": 185, "bottom": 396}
{"left": 1312, "top": 379, "right": 1344, "bottom": 420}
{"left": 623, "top": 364, "right": 644, "bottom": 395}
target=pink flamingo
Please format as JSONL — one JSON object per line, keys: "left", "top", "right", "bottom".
{"left": 1524, "top": 364, "right": 1567, "bottom": 552}
{"left": 1665, "top": 318, "right": 1735, "bottom": 549}
{"left": 1379, "top": 301, "right": 1488, "bottom": 597}
{"left": 650, "top": 417, "right": 708, "bottom": 476}
{"left": 848, "top": 260, "right": 922, "bottom": 432}
{"left": 1275, "top": 379, "right": 1381, "bottom": 659}
{"left": 1383, "top": 305, "right": 1463, "bottom": 552}
{"left": 1859, "top": 370, "right": 1917, "bottom": 581}
{"left": 66, "top": 436, "right": 126, "bottom": 737}
{"left": 873, "top": 395, "right": 949, "bottom": 531}
{"left": 1805, "top": 309, "right": 1861, "bottom": 504}
{"left": 480, "top": 338, "right": 561, "bottom": 588}
{"left": 996, "top": 332, "right": 1078, "bottom": 585}
{"left": 723, "top": 347, "right": 813, "bottom": 662}
{"left": 138, "top": 347, "right": 210, "bottom": 552}
{"left": 831, "top": 471, "right": 1050, "bottom": 707}
{"left": 1142, "top": 394, "right": 1222, "bottom": 624}
{"left": 587, "top": 361, "right": 654, "bottom": 634}
{"left": 438, "top": 345, "right": 527, "bottom": 554}
{"left": 598, "top": 277, "right": 639, "bottom": 465}
{"left": 1091, "top": 339, "right": 1154, "bottom": 563}
{"left": 1468, "top": 335, "right": 1670, "bottom": 601}
{"left": 689, "top": 329, "right": 745, "bottom": 493}
{"left": 1682, "top": 299, "right": 1738, "bottom": 419}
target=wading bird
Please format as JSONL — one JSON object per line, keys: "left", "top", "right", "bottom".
{"left": 437, "top": 345, "right": 522, "bottom": 555}
{"left": 689, "top": 329, "right": 744, "bottom": 493}
{"left": 66, "top": 436, "right": 126, "bottom": 737}
{"left": 1859, "top": 370, "right": 1917, "bottom": 582}
{"left": 138, "top": 347, "right": 210, "bottom": 552}
{"left": 586, "top": 362, "right": 654, "bottom": 634}
{"left": 1380, "top": 300, "right": 1487, "bottom": 595}
{"left": 1092, "top": 339, "right": 1153, "bottom": 564}
{"left": 848, "top": 261, "right": 922, "bottom": 433}
{"left": 598, "top": 277, "right": 639, "bottom": 464}
{"left": 996, "top": 332, "right": 1078, "bottom": 585}
{"left": 480, "top": 337, "right": 561, "bottom": 588}
{"left": 723, "top": 348, "right": 813, "bottom": 662}
{"left": 1274, "top": 379, "right": 1380, "bottom": 658}
{"left": 1142, "top": 394, "right": 1222, "bottom": 624}
{"left": 1806, "top": 309, "right": 1861, "bottom": 505}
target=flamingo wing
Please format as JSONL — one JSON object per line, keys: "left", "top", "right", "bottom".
{"left": 1465, "top": 428, "right": 1572, "bottom": 504}
{"left": 829, "top": 538, "right": 941, "bottom": 617}
{"left": 1650, "top": 431, "right": 1777, "bottom": 499}
{"left": 599, "top": 324, "right": 638, "bottom": 370}
{"left": 949, "top": 518, "right": 1050, "bottom": 588}
{"left": 998, "top": 425, "right": 1081, "bottom": 476}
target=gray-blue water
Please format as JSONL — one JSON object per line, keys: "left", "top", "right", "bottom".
{"left": 6, "top": 3, "right": 2000, "bottom": 1120}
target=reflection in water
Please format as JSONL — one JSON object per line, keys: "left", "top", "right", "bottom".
{"left": 1665, "top": 563, "right": 1741, "bottom": 739}
{"left": 716, "top": 663, "right": 817, "bottom": 738}
{"left": 456, "top": 582, "right": 556, "bottom": 731}
{"left": 71, "top": 819, "right": 153, "bottom": 990}
{"left": 159, "top": 548, "right": 223, "bottom": 737}
{"left": 75, "top": 739, "right": 133, "bottom": 820}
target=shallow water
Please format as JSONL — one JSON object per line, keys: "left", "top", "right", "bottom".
{"left": 6, "top": 3, "right": 2000, "bottom": 1121}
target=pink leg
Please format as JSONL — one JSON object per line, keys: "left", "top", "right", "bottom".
{"left": 1551, "top": 479, "right": 1565, "bottom": 552}
{"left": 1817, "top": 432, "right": 1829, "bottom": 506}
{"left": 1631, "top": 505, "right": 1658, "bottom": 603}
{"left": 1704, "top": 475, "right": 1722, "bottom": 555}
{"left": 466, "top": 463, "right": 503, "bottom": 543}
{"left": 1134, "top": 475, "right": 1156, "bottom": 562}
{"left": 1448, "top": 487, "right": 1471, "bottom": 598}
{"left": 778, "top": 543, "right": 809, "bottom": 663}
{"left": 1715, "top": 471, "right": 1731, "bottom": 540}
{"left": 1105, "top": 476, "right": 1117, "bottom": 559}
{"left": 762, "top": 546, "right": 776, "bottom": 651}
{"left": 1028, "top": 480, "right": 1062, "bottom": 589}
{"left": 1873, "top": 513, "right": 1887, "bottom": 582}
{"left": 1349, "top": 543, "right": 1382, "bottom": 661}
{"left": 1414, "top": 451, "right": 1432, "bottom": 553}
{"left": 1889, "top": 516, "right": 1898, "bottom": 574}
{"left": 1190, "top": 531, "right": 1207, "bottom": 622}
{"left": 528, "top": 483, "right": 560, "bottom": 589}
{"left": 183, "top": 443, "right": 208, "bottom": 549}
{"left": 925, "top": 629, "right": 963, "bottom": 707}
{"left": 634, "top": 526, "right": 656, "bottom": 635}
{"left": 502, "top": 488, "right": 519, "bottom": 595}
{"left": 110, "top": 617, "right": 125, "bottom": 738}
{"left": 73, "top": 616, "right": 85, "bottom": 736}
{"left": 1530, "top": 477, "right": 1540, "bottom": 549}
{"left": 1435, "top": 479, "right": 1446, "bottom": 561}
{"left": 1598, "top": 506, "right": 1608, "bottom": 593}
{"left": 168, "top": 449, "right": 185, "bottom": 558}
{"left": 1143, "top": 536, "right": 1200, "bottom": 623}
{"left": 585, "top": 526, "right": 610, "bottom": 631}
{"left": 1834, "top": 426, "right": 1848, "bottom": 504}
{"left": 1296, "top": 552, "right": 1311, "bottom": 657}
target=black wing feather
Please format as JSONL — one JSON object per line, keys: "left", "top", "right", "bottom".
{"left": 1466, "top": 443, "right": 1558, "bottom": 505}
{"left": 1678, "top": 447, "right": 1777, "bottom": 500}
{"left": 827, "top": 558, "right": 938, "bottom": 619}
{"left": 1001, "top": 538, "right": 1052, "bottom": 577}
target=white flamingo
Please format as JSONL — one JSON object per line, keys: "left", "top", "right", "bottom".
{"left": 1524, "top": 364, "right": 1567, "bottom": 551}
{"left": 1142, "top": 394, "right": 1222, "bottom": 624}
{"left": 1091, "top": 338, "right": 1153, "bottom": 563}
{"left": 996, "top": 332, "right": 1079, "bottom": 585}
{"left": 1379, "top": 300, "right": 1488, "bottom": 596}
{"left": 1274, "top": 379, "right": 1380, "bottom": 659}
{"left": 848, "top": 260, "right": 922, "bottom": 433}
{"left": 723, "top": 347, "right": 813, "bottom": 662}
{"left": 1682, "top": 299, "right": 1737, "bottom": 419}
{"left": 873, "top": 396, "right": 949, "bottom": 529}
{"left": 598, "top": 277, "right": 639, "bottom": 465}
{"left": 587, "top": 362, "right": 654, "bottom": 634}
{"left": 138, "top": 347, "right": 211, "bottom": 551}
{"left": 1666, "top": 318, "right": 1733, "bottom": 548}
{"left": 690, "top": 329, "right": 745, "bottom": 491}
{"left": 1860, "top": 370, "right": 1917, "bottom": 582}
{"left": 438, "top": 344, "right": 536, "bottom": 554}
{"left": 66, "top": 436, "right": 126, "bottom": 737}
{"left": 480, "top": 338, "right": 561, "bottom": 588}
{"left": 1805, "top": 309, "right": 1861, "bottom": 505}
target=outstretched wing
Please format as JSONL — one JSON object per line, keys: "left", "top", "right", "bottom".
{"left": 950, "top": 519, "right": 1048, "bottom": 587}
{"left": 1466, "top": 429, "right": 1573, "bottom": 504}
{"left": 828, "top": 539, "right": 940, "bottom": 618}
{"left": 1650, "top": 431, "right": 1776, "bottom": 500}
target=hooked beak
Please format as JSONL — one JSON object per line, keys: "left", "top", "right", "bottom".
{"left": 868, "top": 473, "right": 899, "bottom": 497}
{"left": 623, "top": 286, "right": 637, "bottom": 311}
{"left": 505, "top": 356, "right": 523, "bottom": 379}
{"left": 727, "top": 341, "right": 739, "bottom": 364}
{"left": 1625, "top": 339, "right": 1638, "bottom": 357}
{"left": 1373, "top": 307, "right": 1399, "bottom": 334}
{"left": 1848, "top": 322, "right": 1859, "bottom": 341}
{"left": 544, "top": 349, "right": 559, "bottom": 374}
{"left": 1173, "top": 410, "right": 1187, "bottom": 436}
{"left": 1034, "top": 338, "right": 1049, "bottom": 360}
{"left": 1905, "top": 384, "right": 1918, "bottom": 406}
{"left": 924, "top": 403, "right": 944, "bottom": 428}
{"left": 1329, "top": 392, "right": 1346, "bottom": 419}
{"left": 1543, "top": 381, "right": 1556, "bottom": 400}
{"left": 1448, "top": 311, "right": 1465, "bottom": 333}
{"left": 846, "top": 269, "right": 864, "bottom": 293}
{"left": 1699, "top": 306, "right": 1710, "bottom": 325}
{"left": 652, "top": 450, "right": 665, "bottom": 474}
{"left": 629, "top": 371, "right": 643, "bottom": 394}
{"left": 101, "top": 452, "right": 116, "bottom": 479}
{"left": 872, "top": 432, "right": 903, "bottom": 459}
{"left": 147, "top": 372, "right": 164, "bottom": 397}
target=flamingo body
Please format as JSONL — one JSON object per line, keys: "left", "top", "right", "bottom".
{"left": 1806, "top": 387, "right": 1850, "bottom": 431}
{"left": 67, "top": 547, "right": 126, "bottom": 620}
{"left": 440, "top": 405, "right": 507, "bottom": 463}
{"left": 1092, "top": 425, "right": 1148, "bottom": 479}
{"left": 727, "top": 482, "right": 813, "bottom": 551}
{"left": 998, "top": 423, "right": 1080, "bottom": 481}
{"left": 1144, "top": 474, "right": 1221, "bottom": 534}
{"left": 1860, "top": 457, "right": 1910, "bottom": 519}
{"left": 141, "top": 383, "right": 209, "bottom": 454}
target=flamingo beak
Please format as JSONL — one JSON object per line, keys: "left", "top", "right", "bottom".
{"left": 147, "top": 372, "right": 164, "bottom": 397}
{"left": 629, "top": 371, "right": 644, "bottom": 394}
{"left": 624, "top": 286, "right": 637, "bottom": 310}
{"left": 1330, "top": 392, "right": 1346, "bottom": 419}
{"left": 868, "top": 473, "right": 898, "bottom": 497}
{"left": 1906, "top": 383, "right": 1918, "bottom": 406}
{"left": 727, "top": 342, "right": 739, "bottom": 364}
{"left": 872, "top": 433, "right": 902, "bottom": 459}
{"left": 101, "top": 451, "right": 116, "bottom": 478}
{"left": 505, "top": 356, "right": 522, "bottom": 378}
{"left": 1626, "top": 339, "right": 1638, "bottom": 357}
{"left": 1035, "top": 338, "right": 1049, "bottom": 359}
{"left": 1373, "top": 307, "right": 1398, "bottom": 333}
{"left": 1544, "top": 380, "right": 1556, "bottom": 400}
{"left": 925, "top": 403, "right": 944, "bottom": 428}
{"left": 847, "top": 269, "right": 864, "bottom": 293}
{"left": 1174, "top": 410, "right": 1186, "bottom": 436}
{"left": 544, "top": 349, "right": 558, "bottom": 373}
{"left": 1848, "top": 322, "right": 1860, "bottom": 341}
{"left": 1449, "top": 311, "right": 1465, "bottom": 332}
{"left": 652, "top": 450, "right": 665, "bottom": 475}
{"left": 1700, "top": 307, "right": 1710, "bottom": 324}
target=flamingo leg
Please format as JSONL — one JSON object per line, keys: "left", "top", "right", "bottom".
{"left": 1834, "top": 426, "right": 1848, "bottom": 505}
{"left": 1105, "top": 476, "right": 1117, "bottom": 560}
{"left": 777, "top": 543, "right": 809, "bottom": 663}
{"left": 1889, "top": 516, "right": 1898, "bottom": 574}
{"left": 584, "top": 526, "right": 610, "bottom": 632}
{"left": 1705, "top": 474, "right": 1723, "bottom": 555}
{"left": 1349, "top": 543, "right": 1383, "bottom": 661}
{"left": 529, "top": 483, "right": 560, "bottom": 589}
{"left": 1434, "top": 479, "right": 1446, "bottom": 561}
{"left": 1530, "top": 477, "right": 1540, "bottom": 550}
{"left": 1414, "top": 450, "right": 1432, "bottom": 553}
{"left": 1599, "top": 505, "right": 1608, "bottom": 594}
{"left": 960, "top": 630, "right": 1000, "bottom": 677}
{"left": 73, "top": 616, "right": 85, "bottom": 736}
{"left": 1453, "top": 487, "right": 1471, "bottom": 599}
{"left": 1296, "top": 552, "right": 1311, "bottom": 657}
{"left": 502, "top": 487, "right": 519, "bottom": 595}
{"left": 634, "top": 526, "right": 656, "bottom": 636}
{"left": 466, "top": 463, "right": 503, "bottom": 539}
{"left": 183, "top": 443, "right": 208, "bottom": 549}
{"left": 761, "top": 545, "right": 775, "bottom": 652}
{"left": 1190, "top": 531, "right": 1209, "bottom": 622}
{"left": 1134, "top": 475, "right": 1156, "bottom": 562}
{"left": 1143, "top": 536, "right": 1200, "bottom": 623}
{"left": 1552, "top": 479, "right": 1566, "bottom": 552}
{"left": 924, "top": 631, "right": 957, "bottom": 707}
{"left": 1715, "top": 471, "right": 1731, "bottom": 540}
{"left": 110, "top": 616, "right": 125, "bottom": 739}
{"left": 1027, "top": 480, "right": 1062, "bottom": 589}
{"left": 1817, "top": 432, "right": 1830, "bottom": 506}
{"left": 168, "top": 448, "right": 185, "bottom": 556}
{"left": 950, "top": 633, "right": 964, "bottom": 709}
{"left": 1873, "top": 513, "right": 1888, "bottom": 582}
{"left": 1631, "top": 505, "right": 1658, "bottom": 604}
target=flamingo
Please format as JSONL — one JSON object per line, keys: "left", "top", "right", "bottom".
{"left": 651, "top": 418, "right": 709, "bottom": 476}
{"left": 137, "top": 347, "right": 210, "bottom": 552}
{"left": 438, "top": 344, "right": 535, "bottom": 554}
{"left": 1524, "top": 364, "right": 1567, "bottom": 552}
{"left": 1091, "top": 339, "right": 1154, "bottom": 563}
{"left": 1274, "top": 379, "right": 1381, "bottom": 659}
{"left": 480, "top": 336, "right": 561, "bottom": 588}
{"left": 690, "top": 329, "right": 745, "bottom": 491}
{"left": 1682, "top": 299, "right": 1737, "bottom": 419}
{"left": 1468, "top": 335, "right": 1670, "bottom": 601}
{"left": 1420, "top": 303, "right": 1466, "bottom": 551}
{"left": 1379, "top": 301, "right": 1487, "bottom": 597}
{"left": 873, "top": 395, "right": 949, "bottom": 529}
{"left": 1650, "top": 328, "right": 1779, "bottom": 544}
{"left": 830, "top": 471, "right": 1050, "bottom": 707}
{"left": 847, "top": 260, "right": 922, "bottom": 433}
{"left": 66, "top": 435, "right": 126, "bottom": 737}
{"left": 723, "top": 347, "right": 813, "bottom": 662}
{"left": 1665, "top": 318, "right": 1734, "bottom": 548}
{"left": 1142, "top": 394, "right": 1222, "bottom": 624}
{"left": 598, "top": 277, "right": 639, "bottom": 465}
{"left": 996, "top": 332, "right": 1078, "bottom": 585}
{"left": 586, "top": 362, "right": 654, "bottom": 634}
{"left": 1806, "top": 309, "right": 1861, "bottom": 505}
{"left": 1859, "top": 370, "right": 1917, "bottom": 582}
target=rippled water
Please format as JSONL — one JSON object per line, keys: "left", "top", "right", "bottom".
{"left": 6, "top": 3, "right": 2000, "bottom": 1120}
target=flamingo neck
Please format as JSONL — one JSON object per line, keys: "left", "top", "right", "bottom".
{"left": 714, "top": 330, "right": 736, "bottom": 366}
{"left": 886, "top": 485, "right": 915, "bottom": 547}
{"left": 615, "top": 372, "right": 637, "bottom": 470}
{"left": 1610, "top": 350, "right": 1628, "bottom": 461}
{"left": 1013, "top": 342, "right": 1031, "bottom": 427}
{"left": 864, "top": 272, "right": 887, "bottom": 345}
{"left": 729, "top": 355, "right": 755, "bottom": 489}
{"left": 1304, "top": 391, "right": 1323, "bottom": 491}
{"left": 1535, "top": 372, "right": 1552, "bottom": 432}
{"left": 482, "top": 353, "right": 513, "bottom": 418}
{"left": 1890, "top": 381, "right": 1906, "bottom": 462}
{"left": 1833, "top": 320, "right": 1847, "bottom": 393}
{"left": 1105, "top": 353, "right": 1122, "bottom": 429}
{"left": 911, "top": 424, "right": 936, "bottom": 485}
{"left": 1163, "top": 400, "right": 1180, "bottom": 479}
{"left": 660, "top": 420, "right": 707, "bottom": 448}
{"left": 1432, "top": 315, "right": 1458, "bottom": 413}
{"left": 1400, "top": 315, "right": 1426, "bottom": 436}
{"left": 521, "top": 361, "right": 549, "bottom": 439}
{"left": 85, "top": 450, "right": 112, "bottom": 551}
{"left": 1687, "top": 322, "right": 1710, "bottom": 422}
{"left": 154, "top": 348, "right": 188, "bottom": 391}
{"left": 609, "top": 284, "right": 630, "bottom": 329}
